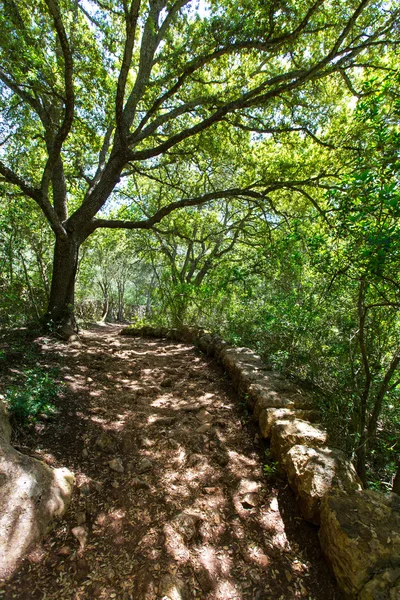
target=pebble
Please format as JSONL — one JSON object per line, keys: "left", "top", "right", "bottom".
{"left": 71, "top": 525, "right": 88, "bottom": 548}
{"left": 57, "top": 545, "right": 72, "bottom": 556}
{"left": 137, "top": 458, "right": 153, "bottom": 474}
{"left": 196, "top": 409, "right": 213, "bottom": 423}
{"left": 76, "top": 511, "right": 86, "bottom": 525}
{"left": 109, "top": 457, "right": 124, "bottom": 473}
{"left": 159, "top": 573, "right": 187, "bottom": 600}
{"left": 132, "top": 477, "right": 150, "bottom": 489}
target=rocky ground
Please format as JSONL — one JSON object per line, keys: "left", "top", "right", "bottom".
{"left": 0, "top": 324, "right": 341, "bottom": 599}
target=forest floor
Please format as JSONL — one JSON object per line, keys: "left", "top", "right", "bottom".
{"left": 0, "top": 324, "right": 341, "bottom": 600}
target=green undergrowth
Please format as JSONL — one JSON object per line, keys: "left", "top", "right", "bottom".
{"left": 0, "top": 333, "right": 62, "bottom": 426}
{"left": 4, "top": 366, "right": 60, "bottom": 425}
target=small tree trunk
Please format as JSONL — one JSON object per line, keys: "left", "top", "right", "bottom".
{"left": 393, "top": 461, "right": 400, "bottom": 496}
{"left": 356, "top": 391, "right": 368, "bottom": 486}
{"left": 45, "top": 235, "right": 79, "bottom": 330}
{"left": 117, "top": 280, "right": 125, "bottom": 322}
{"left": 19, "top": 251, "right": 41, "bottom": 321}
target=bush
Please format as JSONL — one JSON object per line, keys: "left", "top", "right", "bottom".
{"left": 4, "top": 366, "right": 60, "bottom": 425}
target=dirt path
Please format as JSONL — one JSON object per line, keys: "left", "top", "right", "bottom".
{"left": 1, "top": 325, "right": 340, "bottom": 600}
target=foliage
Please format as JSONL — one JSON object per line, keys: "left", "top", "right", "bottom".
{"left": 4, "top": 366, "right": 60, "bottom": 425}
{"left": 263, "top": 449, "right": 279, "bottom": 478}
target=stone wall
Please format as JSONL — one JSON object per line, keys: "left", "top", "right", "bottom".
{"left": 121, "top": 325, "right": 400, "bottom": 599}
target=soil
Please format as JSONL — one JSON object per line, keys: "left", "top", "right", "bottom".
{"left": 0, "top": 324, "right": 341, "bottom": 599}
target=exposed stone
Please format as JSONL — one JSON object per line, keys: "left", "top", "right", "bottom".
{"left": 57, "top": 324, "right": 79, "bottom": 342}
{"left": 319, "top": 490, "right": 400, "bottom": 598}
{"left": 166, "top": 328, "right": 180, "bottom": 340}
{"left": 95, "top": 431, "right": 118, "bottom": 453}
{"left": 76, "top": 511, "right": 87, "bottom": 525}
{"left": 172, "top": 512, "right": 200, "bottom": 542}
{"left": 213, "top": 336, "right": 230, "bottom": 359}
{"left": 253, "top": 390, "right": 314, "bottom": 418}
{"left": 57, "top": 545, "right": 72, "bottom": 556}
{"left": 270, "top": 418, "right": 328, "bottom": 469}
{"left": 131, "top": 477, "right": 150, "bottom": 489}
{"left": 197, "top": 423, "right": 212, "bottom": 433}
{"left": 0, "top": 400, "right": 11, "bottom": 442}
{"left": 259, "top": 408, "right": 320, "bottom": 439}
{"left": 241, "top": 492, "right": 258, "bottom": 508}
{"left": 108, "top": 457, "right": 124, "bottom": 473}
{"left": 137, "top": 457, "right": 153, "bottom": 474}
{"left": 158, "top": 573, "right": 188, "bottom": 600}
{"left": 359, "top": 567, "right": 400, "bottom": 600}
{"left": 71, "top": 525, "right": 88, "bottom": 549}
{"left": 0, "top": 404, "right": 74, "bottom": 579}
{"left": 178, "top": 326, "right": 201, "bottom": 344}
{"left": 196, "top": 409, "right": 212, "bottom": 423}
{"left": 197, "top": 333, "right": 215, "bottom": 355}
{"left": 253, "top": 392, "right": 295, "bottom": 418}
{"left": 286, "top": 445, "right": 362, "bottom": 524}
{"left": 220, "top": 347, "right": 264, "bottom": 387}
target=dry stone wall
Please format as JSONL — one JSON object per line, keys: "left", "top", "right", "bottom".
{"left": 121, "top": 325, "right": 400, "bottom": 599}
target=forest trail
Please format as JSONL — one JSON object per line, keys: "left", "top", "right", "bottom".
{"left": 2, "top": 325, "right": 339, "bottom": 600}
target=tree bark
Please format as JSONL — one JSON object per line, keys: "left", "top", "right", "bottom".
{"left": 45, "top": 234, "right": 79, "bottom": 330}
{"left": 117, "top": 280, "right": 125, "bottom": 322}
{"left": 393, "top": 461, "right": 400, "bottom": 496}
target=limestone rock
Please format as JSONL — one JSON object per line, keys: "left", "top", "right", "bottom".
{"left": 108, "top": 457, "right": 124, "bottom": 473}
{"left": 137, "top": 458, "right": 153, "bottom": 474}
{"left": 172, "top": 512, "right": 200, "bottom": 542}
{"left": 220, "top": 347, "right": 264, "bottom": 387}
{"left": 57, "top": 324, "right": 79, "bottom": 342}
{"left": 359, "top": 567, "right": 400, "bottom": 600}
{"left": 159, "top": 573, "right": 188, "bottom": 600}
{"left": 197, "top": 333, "right": 215, "bottom": 355}
{"left": 253, "top": 390, "right": 291, "bottom": 417}
{"left": 319, "top": 490, "right": 400, "bottom": 598}
{"left": 212, "top": 336, "right": 230, "bottom": 359}
{"left": 270, "top": 418, "right": 328, "bottom": 469}
{"left": 0, "top": 400, "right": 11, "bottom": 442}
{"left": 259, "top": 408, "right": 320, "bottom": 439}
{"left": 0, "top": 405, "right": 74, "bottom": 579}
{"left": 286, "top": 445, "right": 362, "bottom": 524}
{"left": 71, "top": 525, "right": 88, "bottom": 549}
{"left": 196, "top": 409, "right": 212, "bottom": 423}
{"left": 178, "top": 326, "right": 201, "bottom": 344}
{"left": 95, "top": 431, "right": 118, "bottom": 453}
{"left": 131, "top": 477, "right": 150, "bottom": 489}
{"left": 166, "top": 328, "right": 180, "bottom": 341}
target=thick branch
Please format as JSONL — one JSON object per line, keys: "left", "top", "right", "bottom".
{"left": 0, "top": 160, "right": 65, "bottom": 236}
{"left": 41, "top": 0, "right": 74, "bottom": 197}
{"left": 115, "top": 0, "right": 141, "bottom": 140}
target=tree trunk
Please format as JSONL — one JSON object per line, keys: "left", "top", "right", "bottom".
{"left": 45, "top": 235, "right": 79, "bottom": 331}
{"left": 393, "top": 461, "right": 400, "bottom": 496}
{"left": 117, "top": 280, "right": 125, "bottom": 322}
{"left": 356, "top": 391, "right": 368, "bottom": 486}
